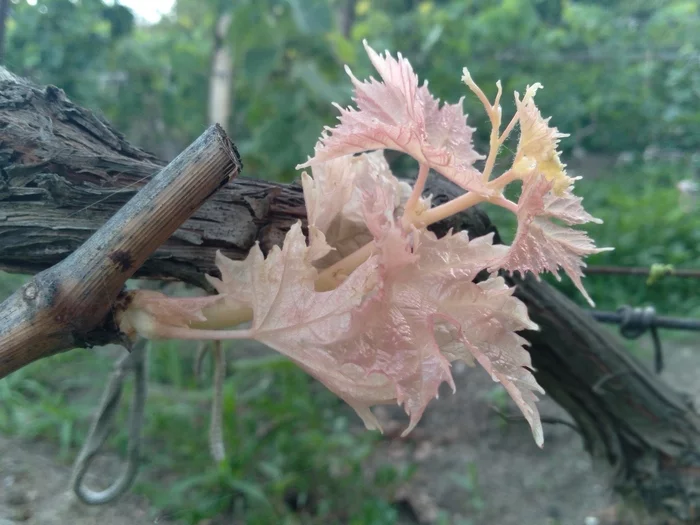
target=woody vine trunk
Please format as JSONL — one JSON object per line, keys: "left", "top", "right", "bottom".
{"left": 1, "top": 68, "right": 700, "bottom": 522}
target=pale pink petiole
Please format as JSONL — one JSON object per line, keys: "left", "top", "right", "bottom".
{"left": 419, "top": 169, "right": 518, "bottom": 226}
{"left": 415, "top": 191, "right": 486, "bottom": 227}
{"left": 498, "top": 112, "right": 520, "bottom": 148}
{"left": 490, "top": 169, "right": 519, "bottom": 189}
{"left": 402, "top": 163, "right": 430, "bottom": 223}
{"left": 491, "top": 195, "right": 518, "bottom": 213}
{"left": 316, "top": 242, "right": 375, "bottom": 291}
{"left": 462, "top": 69, "right": 504, "bottom": 183}
{"left": 148, "top": 322, "right": 254, "bottom": 341}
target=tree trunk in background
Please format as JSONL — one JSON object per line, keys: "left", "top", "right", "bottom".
{"left": 0, "top": 0, "right": 9, "bottom": 64}
{"left": 336, "top": 0, "right": 357, "bottom": 38}
{"left": 2, "top": 68, "right": 700, "bottom": 523}
{"left": 208, "top": 11, "right": 233, "bottom": 130}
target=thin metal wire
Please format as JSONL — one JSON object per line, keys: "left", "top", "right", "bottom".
{"left": 70, "top": 340, "right": 148, "bottom": 505}
{"left": 588, "top": 305, "right": 700, "bottom": 374}
{"left": 586, "top": 266, "right": 700, "bottom": 279}
{"left": 589, "top": 308, "right": 700, "bottom": 332}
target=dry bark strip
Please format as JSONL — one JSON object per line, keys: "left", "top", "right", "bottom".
{"left": 0, "top": 67, "right": 304, "bottom": 287}
{"left": 2, "top": 68, "right": 700, "bottom": 522}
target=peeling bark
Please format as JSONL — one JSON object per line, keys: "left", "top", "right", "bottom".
{"left": 0, "top": 69, "right": 304, "bottom": 289}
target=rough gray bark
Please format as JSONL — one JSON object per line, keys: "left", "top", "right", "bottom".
{"left": 0, "top": 119, "right": 242, "bottom": 377}
{"left": 515, "top": 273, "right": 700, "bottom": 523}
{"left": 2, "top": 68, "right": 700, "bottom": 522}
{"left": 0, "top": 70, "right": 304, "bottom": 290}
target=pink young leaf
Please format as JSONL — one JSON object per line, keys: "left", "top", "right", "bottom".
{"left": 301, "top": 155, "right": 359, "bottom": 262}
{"left": 210, "top": 221, "right": 403, "bottom": 431}
{"left": 417, "top": 85, "right": 484, "bottom": 190}
{"left": 296, "top": 40, "right": 488, "bottom": 195}
{"left": 335, "top": 179, "right": 540, "bottom": 440}
{"left": 242, "top": 175, "right": 542, "bottom": 441}
{"left": 434, "top": 276, "right": 544, "bottom": 447}
{"left": 206, "top": 249, "right": 253, "bottom": 301}
{"left": 513, "top": 84, "right": 573, "bottom": 195}
{"left": 542, "top": 188, "right": 603, "bottom": 226}
{"left": 331, "top": 224, "right": 542, "bottom": 442}
{"left": 406, "top": 231, "right": 542, "bottom": 444}
{"left": 307, "top": 151, "right": 418, "bottom": 268}
{"left": 492, "top": 175, "right": 611, "bottom": 306}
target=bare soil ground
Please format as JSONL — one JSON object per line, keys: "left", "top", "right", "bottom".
{"left": 0, "top": 339, "right": 696, "bottom": 525}
{"left": 0, "top": 436, "right": 181, "bottom": 525}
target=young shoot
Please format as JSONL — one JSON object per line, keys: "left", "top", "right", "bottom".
{"left": 118, "top": 40, "right": 612, "bottom": 447}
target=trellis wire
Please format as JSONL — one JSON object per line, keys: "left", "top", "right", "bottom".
{"left": 587, "top": 305, "right": 700, "bottom": 375}
{"left": 586, "top": 265, "right": 700, "bottom": 279}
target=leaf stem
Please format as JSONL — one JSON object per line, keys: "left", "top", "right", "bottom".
{"left": 480, "top": 83, "right": 503, "bottom": 183}
{"left": 149, "top": 322, "right": 254, "bottom": 340}
{"left": 316, "top": 242, "right": 375, "bottom": 292}
{"left": 499, "top": 112, "right": 520, "bottom": 147}
{"left": 491, "top": 195, "right": 518, "bottom": 214}
{"left": 196, "top": 304, "right": 253, "bottom": 330}
{"left": 403, "top": 163, "right": 429, "bottom": 221}
{"left": 417, "top": 191, "right": 487, "bottom": 226}
{"left": 490, "top": 168, "right": 519, "bottom": 189}
{"left": 316, "top": 169, "right": 519, "bottom": 287}
{"left": 462, "top": 69, "right": 504, "bottom": 183}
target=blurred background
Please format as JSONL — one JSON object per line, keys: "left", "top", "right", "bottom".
{"left": 0, "top": 1, "right": 699, "bottom": 524}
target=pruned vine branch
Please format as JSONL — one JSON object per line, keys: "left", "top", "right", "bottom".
{"left": 0, "top": 69, "right": 242, "bottom": 376}
{"left": 0, "top": 68, "right": 305, "bottom": 287}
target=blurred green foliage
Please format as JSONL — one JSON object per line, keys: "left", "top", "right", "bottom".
{"left": 136, "top": 343, "right": 409, "bottom": 524}
{"left": 5, "top": 0, "right": 700, "bottom": 178}
{"left": 2, "top": 0, "right": 700, "bottom": 523}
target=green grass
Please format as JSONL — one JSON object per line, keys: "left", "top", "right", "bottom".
{"left": 1, "top": 159, "right": 699, "bottom": 523}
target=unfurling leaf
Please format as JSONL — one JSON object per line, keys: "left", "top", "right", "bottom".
{"left": 301, "top": 150, "right": 414, "bottom": 267}
{"left": 297, "top": 40, "right": 487, "bottom": 195}
{"left": 513, "top": 84, "right": 573, "bottom": 195}
{"left": 491, "top": 175, "right": 612, "bottom": 306}
{"left": 121, "top": 39, "right": 614, "bottom": 450}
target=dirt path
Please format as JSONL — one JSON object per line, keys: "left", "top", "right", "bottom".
{"left": 376, "top": 336, "right": 698, "bottom": 525}
{"left": 0, "top": 437, "right": 181, "bottom": 525}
